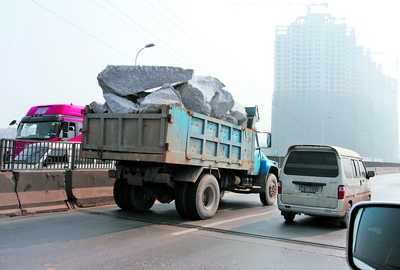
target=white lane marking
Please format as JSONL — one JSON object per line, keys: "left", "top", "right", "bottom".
{"left": 167, "top": 228, "right": 198, "bottom": 236}
{"left": 168, "top": 209, "right": 278, "bottom": 236}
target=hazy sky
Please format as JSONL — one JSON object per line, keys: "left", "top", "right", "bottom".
{"left": 1, "top": 0, "right": 399, "bottom": 130}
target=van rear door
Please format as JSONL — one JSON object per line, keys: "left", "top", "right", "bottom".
{"left": 281, "top": 149, "right": 340, "bottom": 209}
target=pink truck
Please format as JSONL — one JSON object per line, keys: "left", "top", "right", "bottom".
{"left": 10, "top": 104, "right": 84, "bottom": 155}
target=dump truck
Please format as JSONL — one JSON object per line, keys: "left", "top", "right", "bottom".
{"left": 80, "top": 104, "right": 279, "bottom": 219}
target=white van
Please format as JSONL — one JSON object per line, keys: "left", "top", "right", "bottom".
{"left": 277, "top": 145, "right": 375, "bottom": 228}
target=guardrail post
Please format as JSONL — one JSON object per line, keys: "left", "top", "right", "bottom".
{"left": 0, "top": 139, "right": 4, "bottom": 169}
{"left": 70, "top": 143, "right": 77, "bottom": 170}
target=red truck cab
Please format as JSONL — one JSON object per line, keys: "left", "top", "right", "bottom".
{"left": 11, "top": 104, "right": 84, "bottom": 155}
{"left": 14, "top": 104, "right": 84, "bottom": 141}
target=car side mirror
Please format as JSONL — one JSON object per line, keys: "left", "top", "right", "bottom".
{"left": 347, "top": 202, "right": 400, "bottom": 269}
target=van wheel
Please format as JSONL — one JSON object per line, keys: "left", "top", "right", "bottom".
{"left": 260, "top": 173, "right": 277, "bottom": 205}
{"left": 283, "top": 212, "right": 295, "bottom": 222}
{"left": 339, "top": 202, "right": 352, "bottom": 228}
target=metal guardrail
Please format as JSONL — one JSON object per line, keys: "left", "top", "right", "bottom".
{"left": 0, "top": 138, "right": 114, "bottom": 171}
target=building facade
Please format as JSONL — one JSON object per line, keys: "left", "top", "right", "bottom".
{"left": 271, "top": 13, "right": 398, "bottom": 162}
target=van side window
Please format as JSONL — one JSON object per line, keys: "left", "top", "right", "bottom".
{"left": 342, "top": 158, "right": 354, "bottom": 178}
{"left": 351, "top": 159, "right": 361, "bottom": 178}
{"left": 283, "top": 151, "right": 338, "bottom": 177}
{"left": 358, "top": 160, "right": 367, "bottom": 177}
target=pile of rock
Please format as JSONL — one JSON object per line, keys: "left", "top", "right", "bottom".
{"left": 89, "top": 65, "right": 247, "bottom": 127}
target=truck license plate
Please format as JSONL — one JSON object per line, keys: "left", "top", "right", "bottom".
{"left": 299, "top": 185, "right": 318, "bottom": 193}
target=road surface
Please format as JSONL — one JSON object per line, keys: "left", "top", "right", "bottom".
{"left": 0, "top": 173, "right": 398, "bottom": 270}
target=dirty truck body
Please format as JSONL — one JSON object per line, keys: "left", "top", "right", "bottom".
{"left": 80, "top": 104, "right": 279, "bottom": 219}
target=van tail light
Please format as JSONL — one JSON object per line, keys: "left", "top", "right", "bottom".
{"left": 278, "top": 181, "right": 282, "bottom": 194}
{"left": 338, "top": 185, "right": 346, "bottom": 199}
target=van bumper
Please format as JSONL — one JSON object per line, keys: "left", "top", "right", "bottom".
{"left": 278, "top": 202, "right": 346, "bottom": 218}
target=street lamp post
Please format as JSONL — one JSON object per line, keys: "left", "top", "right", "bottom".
{"left": 135, "top": 43, "right": 155, "bottom": 65}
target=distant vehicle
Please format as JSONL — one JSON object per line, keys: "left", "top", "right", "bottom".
{"left": 80, "top": 104, "right": 279, "bottom": 220}
{"left": 9, "top": 104, "right": 84, "bottom": 156}
{"left": 11, "top": 141, "right": 70, "bottom": 170}
{"left": 277, "top": 145, "right": 375, "bottom": 228}
{"left": 347, "top": 201, "right": 400, "bottom": 269}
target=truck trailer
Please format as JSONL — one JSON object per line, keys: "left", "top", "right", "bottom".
{"left": 80, "top": 104, "right": 278, "bottom": 219}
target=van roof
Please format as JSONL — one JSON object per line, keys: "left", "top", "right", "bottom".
{"left": 286, "top": 144, "right": 361, "bottom": 159}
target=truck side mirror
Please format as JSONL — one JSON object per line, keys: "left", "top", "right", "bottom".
{"left": 347, "top": 202, "right": 400, "bottom": 269}
{"left": 266, "top": 133, "right": 272, "bottom": 148}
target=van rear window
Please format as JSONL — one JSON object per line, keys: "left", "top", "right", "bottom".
{"left": 284, "top": 151, "right": 338, "bottom": 177}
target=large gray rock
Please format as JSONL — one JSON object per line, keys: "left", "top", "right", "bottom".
{"left": 229, "top": 101, "right": 247, "bottom": 126}
{"left": 89, "top": 101, "right": 109, "bottom": 113}
{"left": 209, "top": 89, "right": 235, "bottom": 119}
{"left": 91, "top": 66, "right": 251, "bottom": 128}
{"left": 97, "top": 65, "right": 194, "bottom": 96}
{"left": 103, "top": 93, "right": 139, "bottom": 114}
{"left": 219, "top": 114, "right": 238, "bottom": 125}
{"left": 176, "top": 80, "right": 212, "bottom": 116}
{"left": 188, "top": 76, "right": 225, "bottom": 102}
{"left": 139, "top": 84, "right": 183, "bottom": 113}
{"left": 175, "top": 75, "right": 225, "bottom": 116}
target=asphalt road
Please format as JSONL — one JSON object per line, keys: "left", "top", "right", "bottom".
{"left": 0, "top": 173, "right": 398, "bottom": 270}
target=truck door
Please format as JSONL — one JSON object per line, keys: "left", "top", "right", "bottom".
{"left": 251, "top": 133, "right": 261, "bottom": 175}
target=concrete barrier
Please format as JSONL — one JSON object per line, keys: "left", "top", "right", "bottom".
{"left": 369, "top": 167, "right": 400, "bottom": 175}
{"left": 14, "top": 171, "right": 69, "bottom": 214}
{"left": 0, "top": 171, "right": 20, "bottom": 216}
{"left": 66, "top": 170, "right": 114, "bottom": 208}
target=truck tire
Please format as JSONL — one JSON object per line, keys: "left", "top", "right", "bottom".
{"left": 127, "top": 185, "right": 156, "bottom": 212}
{"left": 113, "top": 179, "right": 131, "bottom": 210}
{"left": 187, "top": 174, "right": 220, "bottom": 220}
{"left": 259, "top": 173, "right": 277, "bottom": 206}
{"left": 175, "top": 182, "right": 190, "bottom": 218}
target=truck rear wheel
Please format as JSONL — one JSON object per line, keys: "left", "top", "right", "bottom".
{"left": 127, "top": 185, "right": 156, "bottom": 212}
{"left": 259, "top": 173, "right": 277, "bottom": 205}
{"left": 113, "top": 179, "right": 131, "bottom": 210}
{"left": 187, "top": 174, "right": 220, "bottom": 220}
{"left": 175, "top": 182, "right": 190, "bottom": 218}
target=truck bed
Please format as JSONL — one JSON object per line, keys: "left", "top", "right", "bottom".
{"left": 80, "top": 105, "right": 255, "bottom": 171}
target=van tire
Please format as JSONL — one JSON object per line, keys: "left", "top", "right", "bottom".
{"left": 283, "top": 212, "right": 295, "bottom": 222}
{"left": 339, "top": 202, "right": 352, "bottom": 228}
{"left": 260, "top": 173, "right": 278, "bottom": 205}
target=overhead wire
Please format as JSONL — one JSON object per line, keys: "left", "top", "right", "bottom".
{"left": 31, "top": 0, "right": 320, "bottom": 141}
{"left": 150, "top": 0, "right": 268, "bottom": 96}
{"left": 92, "top": 0, "right": 204, "bottom": 71}
{"left": 153, "top": 0, "right": 321, "bottom": 140}
{"left": 31, "top": 0, "right": 134, "bottom": 61}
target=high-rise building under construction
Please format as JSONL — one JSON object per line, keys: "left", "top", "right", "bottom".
{"left": 271, "top": 12, "right": 398, "bottom": 162}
